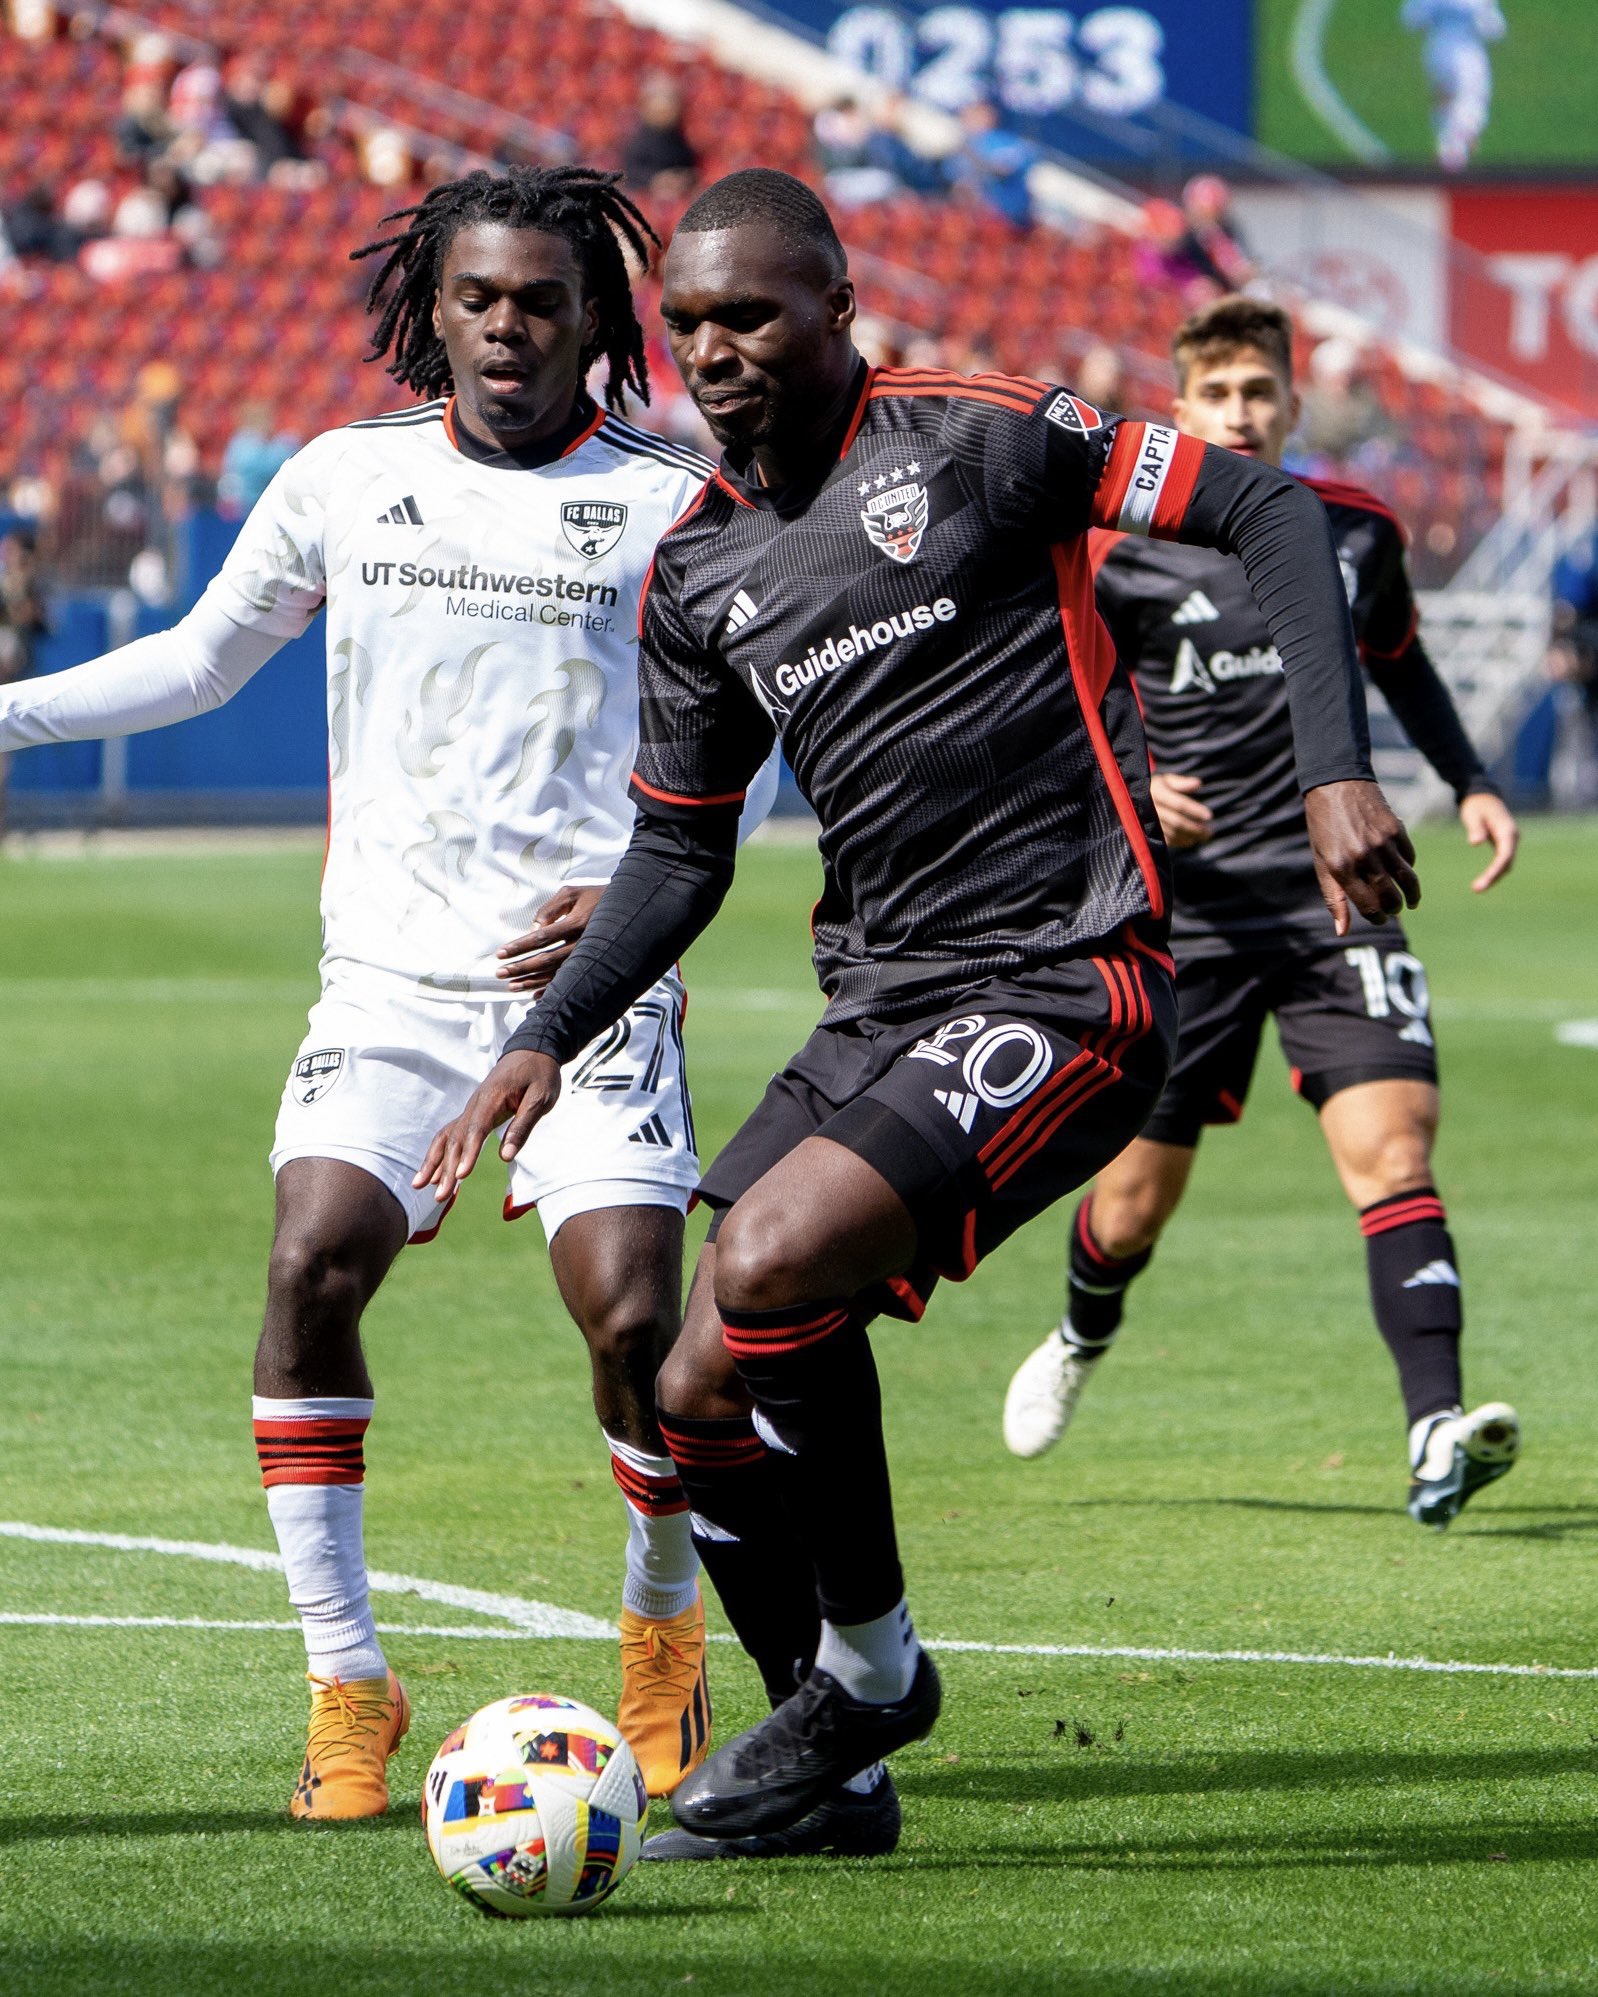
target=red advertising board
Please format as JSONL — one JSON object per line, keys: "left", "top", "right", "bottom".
{"left": 1449, "top": 189, "right": 1598, "bottom": 414}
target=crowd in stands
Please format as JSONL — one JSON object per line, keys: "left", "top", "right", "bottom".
{"left": 0, "top": 3, "right": 1527, "bottom": 603}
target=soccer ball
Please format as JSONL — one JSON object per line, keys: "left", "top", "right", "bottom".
{"left": 422, "top": 1693, "right": 647, "bottom": 1917}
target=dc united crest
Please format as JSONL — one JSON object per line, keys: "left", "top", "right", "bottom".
{"left": 560, "top": 500, "right": 627, "bottom": 559}
{"left": 860, "top": 479, "right": 929, "bottom": 565}
{"left": 291, "top": 1048, "right": 344, "bottom": 1105}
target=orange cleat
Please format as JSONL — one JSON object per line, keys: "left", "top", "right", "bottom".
{"left": 618, "top": 1592, "right": 711, "bottom": 1798}
{"left": 290, "top": 1668, "right": 411, "bottom": 1820}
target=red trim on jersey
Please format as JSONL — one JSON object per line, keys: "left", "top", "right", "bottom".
{"left": 885, "top": 1275, "right": 928, "bottom": 1322}
{"left": 867, "top": 377, "right": 1039, "bottom": 417}
{"left": 560, "top": 403, "right": 607, "bottom": 458}
{"left": 442, "top": 396, "right": 459, "bottom": 451}
{"left": 838, "top": 365, "right": 876, "bottom": 458}
{"left": 636, "top": 479, "right": 715, "bottom": 639}
{"left": 1215, "top": 1088, "right": 1244, "bottom": 1122}
{"left": 1359, "top": 607, "right": 1421, "bottom": 663}
{"left": 1302, "top": 475, "right": 1409, "bottom": 543}
{"left": 1087, "top": 528, "right": 1128, "bottom": 575}
{"left": 1151, "top": 434, "right": 1204, "bottom": 536}
{"left": 1123, "top": 924, "right": 1176, "bottom": 977}
{"left": 1093, "top": 424, "right": 1141, "bottom": 529}
{"left": 714, "top": 468, "right": 758, "bottom": 510}
{"left": 1050, "top": 539, "right": 1166, "bottom": 920}
{"left": 630, "top": 772, "right": 748, "bottom": 809}
{"left": 501, "top": 1195, "right": 536, "bottom": 1223}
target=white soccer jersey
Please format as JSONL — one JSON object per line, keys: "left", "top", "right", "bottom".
{"left": 224, "top": 399, "right": 712, "bottom": 994}
{"left": 0, "top": 397, "right": 720, "bottom": 995}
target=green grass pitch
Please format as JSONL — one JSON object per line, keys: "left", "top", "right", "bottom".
{"left": 1255, "top": 0, "right": 1592, "bottom": 168}
{"left": 1, "top": 818, "right": 1596, "bottom": 1994}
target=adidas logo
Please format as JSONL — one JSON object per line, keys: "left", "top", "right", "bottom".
{"left": 1171, "top": 590, "right": 1220, "bottom": 625}
{"left": 724, "top": 589, "right": 758, "bottom": 638}
{"left": 628, "top": 1111, "right": 673, "bottom": 1148}
{"left": 1402, "top": 1259, "right": 1460, "bottom": 1289}
{"left": 933, "top": 1088, "right": 979, "bottom": 1132}
{"left": 376, "top": 495, "right": 424, "bottom": 525}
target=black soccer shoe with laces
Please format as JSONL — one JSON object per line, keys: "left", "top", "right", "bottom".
{"left": 642, "top": 1769, "right": 901, "bottom": 1861}
{"left": 668, "top": 1651, "right": 941, "bottom": 1841}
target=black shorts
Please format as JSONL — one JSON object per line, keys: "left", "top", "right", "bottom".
{"left": 1141, "top": 931, "right": 1439, "bottom": 1149}
{"left": 698, "top": 946, "right": 1176, "bottom": 1321}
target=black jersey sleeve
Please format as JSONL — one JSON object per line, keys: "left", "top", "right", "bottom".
{"left": 1147, "top": 439, "right": 1375, "bottom": 795}
{"left": 1367, "top": 638, "right": 1496, "bottom": 801}
{"left": 503, "top": 805, "right": 739, "bottom": 1066}
{"left": 631, "top": 545, "right": 776, "bottom": 820}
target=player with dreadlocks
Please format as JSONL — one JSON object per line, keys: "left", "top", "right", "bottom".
{"left": 0, "top": 164, "right": 775, "bottom": 1818}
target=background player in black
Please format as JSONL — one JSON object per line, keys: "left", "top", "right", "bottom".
{"left": 1003, "top": 297, "right": 1521, "bottom": 1528}
{"left": 418, "top": 176, "right": 1421, "bottom": 1853}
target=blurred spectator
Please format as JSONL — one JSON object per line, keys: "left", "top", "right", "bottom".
{"left": 1134, "top": 193, "right": 1248, "bottom": 307}
{"left": 1298, "top": 336, "right": 1392, "bottom": 460}
{"left": 814, "top": 95, "right": 944, "bottom": 208}
{"left": 3, "top": 185, "right": 73, "bottom": 262}
{"left": 946, "top": 101, "right": 1036, "bottom": 229}
{"left": 622, "top": 74, "right": 700, "bottom": 201}
{"left": 60, "top": 177, "right": 112, "bottom": 250}
{"left": 218, "top": 402, "right": 298, "bottom": 518}
{"left": 224, "top": 56, "right": 299, "bottom": 176}
{"left": 0, "top": 528, "right": 48, "bottom": 835}
{"left": 115, "top": 78, "right": 174, "bottom": 166}
{"left": 0, "top": 528, "right": 47, "bottom": 683}
{"left": 1180, "top": 175, "right": 1253, "bottom": 289}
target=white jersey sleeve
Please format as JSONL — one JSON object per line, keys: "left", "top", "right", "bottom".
{"left": 0, "top": 433, "right": 335, "bottom": 752}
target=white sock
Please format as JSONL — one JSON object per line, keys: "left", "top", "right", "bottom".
{"left": 255, "top": 1394, "right": 386, "bottom": 1683}
{"left": 607, "top": 1432, "right": 700, "bottom": 1621}
{"left": 815, "top": 1599, "right": 919, "bottom": 1704}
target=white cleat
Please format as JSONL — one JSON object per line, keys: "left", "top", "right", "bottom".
{"left": 1003, "top": 1326, "right": 1104, "bottom": 1459}
{"left": 1407, "top": 1401, "right": 1521, "bottom": 1528}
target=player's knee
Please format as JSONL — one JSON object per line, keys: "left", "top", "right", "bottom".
{"left": 1354, "top": 1127, "right": 1436, "bottom": 1204}
{"left": 1089, "top": 1185, "right": 1169, "bottom": 1260}
{"left": 265, "top": 1232, "right": 372, "bottom": 1334}
{"left": 712, "top": 1200, "right": 816, "bottom": 1315}
{"left": 576, "top": 1288, "right": 672, "bottom": 1376}
{"left": 656, "top": 1333, "right": 737, "bottom": 1420}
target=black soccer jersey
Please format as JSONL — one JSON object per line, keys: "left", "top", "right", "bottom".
{"left": 508, "top": 365, "right": 1379, "bottom": 1071}
{"left": 1094, "top": 476, "right": 1488, "bottom": 957}
{"left": 625, "top": 368, "right": 1368, "bottom": 1022}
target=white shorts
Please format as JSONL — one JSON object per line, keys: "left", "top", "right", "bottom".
{"left": 270, "top": 970, "right": 698, "bottom": 1245}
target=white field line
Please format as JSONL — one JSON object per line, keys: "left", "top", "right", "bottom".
{"left": 1554, "top": 1019, "right": 1598, "bottom": 1049}
{"left": 4, "top": 1522, "right": 1595, "bottom": 1679}
{"left": 1289, "top": 0, "right": 1391, "bottom": 163}
{"left": 0, "top": 1521, "right": 614, "bottom": 1641}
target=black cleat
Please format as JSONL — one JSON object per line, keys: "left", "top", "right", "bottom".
{"left": 641, "top": 1768, "right": 901, "bottom": 1861}
{"left": 668, "top": 1650, "right": 941, "bottom": 1841}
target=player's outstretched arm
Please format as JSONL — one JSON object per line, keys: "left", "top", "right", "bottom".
{"left": 416, "top": 807, "right": 739, "bottom": 1202}
{"left": 0, "top": 592, "right": 284, "bottom": 752}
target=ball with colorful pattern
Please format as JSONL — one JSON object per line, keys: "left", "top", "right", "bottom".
{"left": 422, "top": 1693, "right": 647, "bottom": 1916}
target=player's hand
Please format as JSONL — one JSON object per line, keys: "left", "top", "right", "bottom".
{"left": 495, "top": 886, "right": 605, "bottom": 994}
{"left": 413, "top": 1051, "right": 563, "bottom": 1203}
{"left": 1459, "top": 790, "right": 1518, "bottom": 893}
{"left": 1303, "top": 778, "right": 1421, "bottom": 938}
{"left": 1149, "top": 771, "right": 1214, "bottom": 849}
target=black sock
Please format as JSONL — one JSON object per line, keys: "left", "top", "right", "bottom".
{"left": 1360, "top": 1187, "right": 1463, "bottom": 1428}
{"left": 720, "top": 1300, "right": 904, "bottom": 1630}
{"left": 656, "top": 1407, "right": 820, "bottom": 1705}
{"left": 1065, "top": 1196, "right": 1152, "bottom": 1353}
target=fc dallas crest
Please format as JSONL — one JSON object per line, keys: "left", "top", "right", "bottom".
{"left": 859, "top": 468, "right": 929, "bottom": 565}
